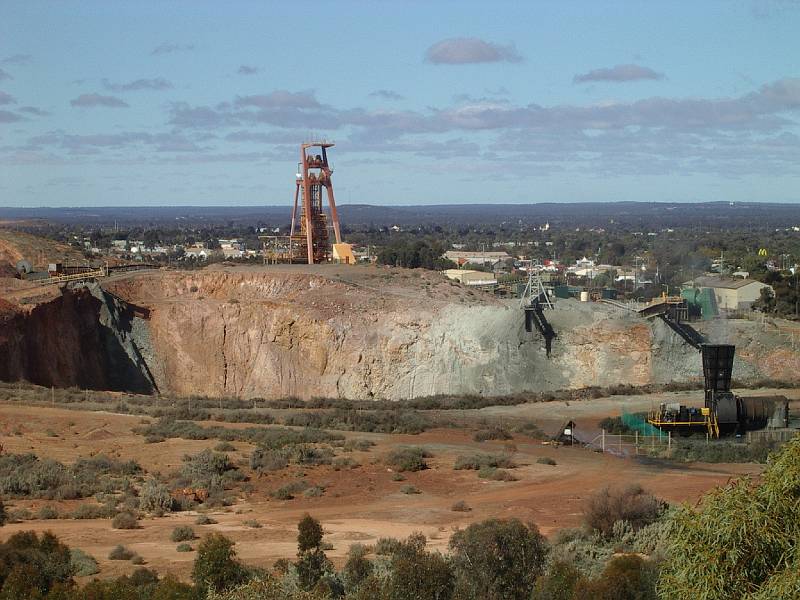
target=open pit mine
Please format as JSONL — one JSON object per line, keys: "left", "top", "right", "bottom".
{"left": 1, "top": 265, "right": 798, "bottom": 401}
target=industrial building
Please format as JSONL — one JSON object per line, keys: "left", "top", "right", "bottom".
{"left": 442, "top": 269, "right": 498, "bottom": 286}
{"left": 683, "top": 276, "right": 772, "bottom": 313}
{"left": 444, "top": 250, "right": 512, "bottom": 267}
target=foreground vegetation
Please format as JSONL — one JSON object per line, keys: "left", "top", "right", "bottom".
{"left": 0, "top": 437, "right": 797, "bottom": 598}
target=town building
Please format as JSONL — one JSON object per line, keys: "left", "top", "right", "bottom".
{"left": 684, "top": 276, "right": 772, "bottom": 312}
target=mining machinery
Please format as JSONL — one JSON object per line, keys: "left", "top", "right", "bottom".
{"left": 648, "top": 344, "right": 789, "bottom": 438}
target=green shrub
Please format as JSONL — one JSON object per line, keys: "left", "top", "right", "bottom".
{"left": 332, "top": 457, "right": 359, "bottom": 471}
{"left": 112, "top": 511, "right": 138, "bottom": 530}
{"left": 536, "top": 457, "right": 557, "bottom": 466}
{"left": 342, "top": 439, "right": 375, "bottom": 452}
{"left": 454, "top": 453, "right": 516, "bottom": 470}
{"left": 249, "top": 447, "right": 289, "bottom": 472}
{"left": 477, "top": 467, "right": 517, "bottom": 481}
{"left": 303, "top": 485, "right": 325, "bottom": 498}
{"left": 70, "top": 503, "right": 116, "bottom": 519}
{"left": 514, "top": 421, "right": 545, "bottom": 439}
{"left": 0, "top": 452, "right": 140, "bottom": 500}
{"left": 269, "top": 480, "right": 310, "bottom": 500}
{"left": 243, "top": 519, "right": 262, "bottom": 528}
{"left": 108, "top": 544, "right": 135, "bottom": 560}
{"left": 171, "top": 525, "right": 196, "bottom": 542}
{"left": 139, "top": 478, "right": 172, "bottom": 513}
{"left": 548, "top": 528, "right": 614, "bottom": 578}
{"left": 37, "top": 505, "right": 59, "bottom": 520}
{"left": 473, "top": 427, "right": 513, "bottom": 442}
{"left": 180, "top": 449, "right": 235, "bottom": 489}
{"left": 343, "top": 543, "right": 373, "bottom": 590}
{"left": 191, "top": 533, "right": 246, "bottom": 593}
{"left": 70, "top": 547, "right": 100, "bottom": 576}
{"left": 176, "top": 543, "right": 193, "bottom": 552}
{"left": 532, "top": 560, "right": 581, "bottom": 600}
{"left": 214, "top": 442, "right": 236, "bottom": 452}
{"left": 196, "top": 514, "right": 217, "bottom": 525}
{"left": 386, "top": 447, "right": 432, "bottom": 472}
{"left": 0, "top": 531, "right": 73, "bottom": 595}
{"left": 391, "top": 473, "right": 406, "bottom": 482}
{"left": 451, "top": 500, "right": 471, "bottom": 512}
{"left": 450, "top": 518, "right": 547, "bottom": 600}
{"left": 579, "top": 554, "right": 659, "bottom": 600}
{"left": 659, "top": 437, "right": 800, "bottom": 599}
{"left": 584, "top": 484, "right": 663, "bottom": 537}
{"left": 400, "top": 485, "right": 420, "bottom": 494}
{"left": 374, "top": 537, "right": 403, "bottom": 555}
{"left": 669, "top": 438, "right": 783, "bottom": 463}
{"left": 8, "top": 507, "right": 32, "bottom": 522}
{"left": 136, "top": 418, "right": 341, "bottom": 448}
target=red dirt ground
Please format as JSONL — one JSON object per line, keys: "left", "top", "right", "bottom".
{"left": 0, "top": 400, "right": 767, "bottom": 582}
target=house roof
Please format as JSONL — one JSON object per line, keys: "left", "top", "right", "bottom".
{"left": 687, "top": 276, "right": 768, "bottom": 290}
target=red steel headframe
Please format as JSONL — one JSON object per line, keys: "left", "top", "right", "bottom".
{"left": 289, "top": 141, "right": 342, "bottom": 264}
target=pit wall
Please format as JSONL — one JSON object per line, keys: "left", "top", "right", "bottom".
{"left": 1, "top": 279, "right": 796, "bottom": 400}
{"left": 0, "top": 284, "right": 154, "bottom": 393}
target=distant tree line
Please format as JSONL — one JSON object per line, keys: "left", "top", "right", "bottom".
{"left": 377, "top": 239, "right": 456, "bottom": 270}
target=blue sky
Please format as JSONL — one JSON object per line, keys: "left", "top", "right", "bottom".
{"left": 1, "top": 0, "right": 799, "bottom": 207}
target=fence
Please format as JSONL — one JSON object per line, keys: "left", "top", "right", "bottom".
{"left": 621, "top": 412, "right": 666, "bottom": 437}
{"left": 582, "top": 430, "right": 672, "bottom": 458}
{"left": 746, "top": 428, "right": 799, "bottom": 443}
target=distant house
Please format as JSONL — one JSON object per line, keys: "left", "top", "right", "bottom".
{"left": 184, "top": 245, "right": 209, "bottom": 260}
{"left": 219, "top": 239, "right": 244, "bottom": 251}
{"left": 222, "top": 247, "right": 244, "bottom": 259}
{"left": 684, "top": 276, "right": 772, "bottom": 312}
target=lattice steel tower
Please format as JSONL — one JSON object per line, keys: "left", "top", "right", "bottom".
{"left": 289, "top": 142, "right": 342, "bottom": 264}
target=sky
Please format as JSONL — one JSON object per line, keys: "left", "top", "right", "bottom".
{"left": 1, "top": 0, "right": 799, "bottom": 207}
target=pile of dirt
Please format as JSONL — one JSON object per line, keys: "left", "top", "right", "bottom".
{"left": 0, "top": 229, "right": 85, "bottom": 274}
{"left": 82, "top": 428, "right": 115, "bottom": 440}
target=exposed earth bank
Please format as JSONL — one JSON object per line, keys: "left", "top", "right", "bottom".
{"left": 1, "top": 265, "right": 798, "bottom": 399}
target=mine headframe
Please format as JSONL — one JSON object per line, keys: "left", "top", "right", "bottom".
{"left": 289, "top": 141, "right": 342, "bottom": 264}
{"left": 521, "top": 263, "right": 556, "bottom": 357}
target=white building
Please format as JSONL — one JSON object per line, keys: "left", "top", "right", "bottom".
{"left": 444, "top": 250, "right": 512, "bottom": 267}
{"left": 184, "top": 246, "right": 209, "bottom": 260}
{"left": 442, "top": 269, "right": 497, "bottom": 286}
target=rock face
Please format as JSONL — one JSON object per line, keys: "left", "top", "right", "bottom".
{"left": 0, "top": 284, "right": 154, "bottom": 393}
{"left": 2, "top": 267, "right": 798, "bottom": 400}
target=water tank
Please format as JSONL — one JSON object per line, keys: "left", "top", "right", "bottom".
{"left": 580, "top": 291, "right": 589, "bottom": 302}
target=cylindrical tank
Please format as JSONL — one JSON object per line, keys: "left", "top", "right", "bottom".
{"left": 738, "top": 396, "right": 789, "bottom": 430}
{"left": 580, "top": 291, "right": 589, "bottom": 302}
